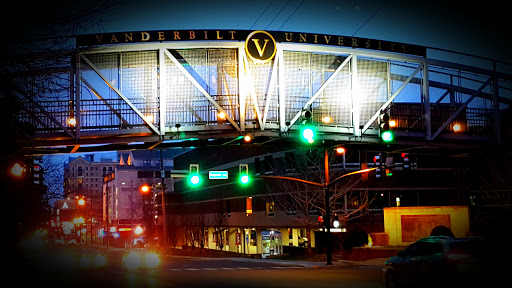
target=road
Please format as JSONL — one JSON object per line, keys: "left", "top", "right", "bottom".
{"left": 13, "top": 247, "right": 384, "bottom": 288}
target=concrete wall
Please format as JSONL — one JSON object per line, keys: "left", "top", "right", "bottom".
{"left": 384, "top": 206, "right": 470, "bottom": 246}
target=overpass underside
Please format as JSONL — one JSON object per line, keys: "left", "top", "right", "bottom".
{"left": 8, "top": 36, "right": 512, "bottom": 154}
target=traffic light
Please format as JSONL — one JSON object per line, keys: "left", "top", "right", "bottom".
{"left": 239, "top": 164, "right": 249, "bottom": 184}
{"left": 189, "top": 164, "right": 200, "bottom": 185}
{"left": 401, "top": 153, "right": 410, "bottom": 171}
{"left": 318, "top": 215, "right": 324, "bottom": 227}
{"left": 374, "top": 154, "right": 383, "bottom": 179}
{"left": 140, "top": 183, "right": 151, "bottom": 194}
{"left": 301, "top": 109, "right": 314, "bottom": 144}
{"left": 380, "top": 111, "right": 394, "bottom": 143}
{"left": 76, "top": 195, "right": 86, "bottom": 206}
{"left": 385, "top": 156, "right": 393, "bottom": 177}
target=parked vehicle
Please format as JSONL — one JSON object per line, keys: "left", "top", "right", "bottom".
{"left": 298, "top": 236, "right": 308, "bottom": 247}
{"left": 133, "top": 236, "right": 147, "bottom": 247}
{"left": 383, "top": 236, "right": 487, "bottom": 287}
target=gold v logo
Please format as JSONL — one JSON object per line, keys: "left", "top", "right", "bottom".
{"left": 251, "top": 39, "right": 270, "bottom": 57}
{"left": 245, "top": 31, "right": 276, "bottom": 63}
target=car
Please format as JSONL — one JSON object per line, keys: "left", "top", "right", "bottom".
{"left": 382, "top": 236, "right": 487, "bottom": 288}
{"left": 298, "top": 236, "right": 308, "bottom": 247}
{"left": 133, "top": 236, "right": 147, "bottom": 247}
{"left": 78, "top": 247, "right": 107, "bottom": 270}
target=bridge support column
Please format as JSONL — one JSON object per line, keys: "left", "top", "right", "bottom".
{"left": 352, "top": 55, "right": 361, "bottom": 137}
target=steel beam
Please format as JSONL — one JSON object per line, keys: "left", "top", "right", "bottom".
{"left": 431, "top": 77, "right": 492, "bottom": 140}
{"left": 163, "top": 49, "right": 241, "bottom": 132}
{"left": 80, "top": 54, "right": 161, "bottom": 135}
{"left": 288, "top": 54, "right": 353, "bottom": 128}
{"left": 361, "top": 65, "right": 422, "bottom": 134}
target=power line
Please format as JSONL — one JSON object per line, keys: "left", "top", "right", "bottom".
{"left": 277, "top": 0, "right": 304, "bottom": 31}
{"left": 351, "top": 0, "right": 389, "bottom": 37}
{"left": 250, "top": 1, "right": 273, "bottom": 30}
{"left": 265, "top": 0, "right": 290, "bottom": 30}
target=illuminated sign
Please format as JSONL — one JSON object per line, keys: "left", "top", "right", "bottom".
{"left": 77, "top": 30, "right": 426, "bottom": 57}
{"left": 245, "top": 30, "right": 276, "bottom": 63}
{"left": 209, "top": 171, "right": 228, "bottom": 179}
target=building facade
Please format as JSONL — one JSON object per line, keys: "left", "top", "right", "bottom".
{"left": 64, "top": 154, "right": 118, "bottom": 216}
{"left": 102, "top": 149, "right": 188, "bottom": 246}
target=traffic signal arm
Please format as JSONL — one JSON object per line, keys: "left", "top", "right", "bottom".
{"left": 255, "top": 175, "right": 324, "bottom": 188}
{"left": 326, "top": 167, "right": 377, "bottom": 188}
{"left": 256, "top": 167, "right": 377, "bottom": 189}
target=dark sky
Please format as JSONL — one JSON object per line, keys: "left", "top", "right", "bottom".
{"left": 2, "top": 1, "right": 510, "bottom": 65}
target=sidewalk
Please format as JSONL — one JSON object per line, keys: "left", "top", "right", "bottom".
{"left": 164, "top": 253, "right": 389, "bottom": 268}
{"left": 96, "top": 245, "right": 389, "bottom": 268}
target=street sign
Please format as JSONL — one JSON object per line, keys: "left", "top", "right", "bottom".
{"left": 209, "top": 171, "right": 228, "bottom": 179}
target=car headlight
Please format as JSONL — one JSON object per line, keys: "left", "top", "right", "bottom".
{"left": 123, "top": 252, "right": 141, "bottom": 270}
{"left": 145, "top": 252, "right": 160, "bottom": 269}
{"left": 94, "top": 254, "right": 106, "bottom": 268}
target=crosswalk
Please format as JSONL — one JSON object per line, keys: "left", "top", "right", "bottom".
{"left": 154, "top": 265, "right": 305, "bottom": 272}
{"left": 104, "top": 265, "right": 306, "bottom": 274}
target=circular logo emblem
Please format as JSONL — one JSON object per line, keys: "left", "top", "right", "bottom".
{"left": 245, "top": 31, "right": 276, "bottom": 63}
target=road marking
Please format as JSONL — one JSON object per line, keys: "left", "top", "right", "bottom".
{"left": 186, "top": 268, "right": 200, "bottom": 271}
{"left": 220, "top": 267, "right": 235, "bottom": 270}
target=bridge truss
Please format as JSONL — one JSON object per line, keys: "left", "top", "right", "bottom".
{"left": 8, "top": 34, "right": 512, "bottom": 154}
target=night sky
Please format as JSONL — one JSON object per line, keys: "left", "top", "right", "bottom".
{"left": 3, "top": 0, "right": 510, "bottom": 64}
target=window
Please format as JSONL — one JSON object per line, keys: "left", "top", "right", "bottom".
{"left": 77, "top": 165, "right": 83, "bottom": 177}
{"left": 266, "top": 202, "right": 275, "bottom": 216}
{"left": 138, "top": 171, "right": 153, "bottom": 178}
{"left": 250, "top": 230, "right": 257, "bottom": 246}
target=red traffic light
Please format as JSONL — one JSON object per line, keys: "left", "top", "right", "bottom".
{"left": 140, "top": 184, "right": 151, "bottom": 194}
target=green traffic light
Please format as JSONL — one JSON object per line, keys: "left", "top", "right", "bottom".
{"left": 302, "top": 127, "right": 314, "bottom": 143}
{"left": 190, "top": 175, "right": 200, "bottom": 185}
{"left": 381, "top": 131, "right": 393, "bottom": 142}
{"left": 240, "top": 175, "right": 250, "bottom": 184}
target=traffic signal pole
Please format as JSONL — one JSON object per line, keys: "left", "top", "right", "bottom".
{"left": 323, "top": 149, "right": 333, "bottom": 265}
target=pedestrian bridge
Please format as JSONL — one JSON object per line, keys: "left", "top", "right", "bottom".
{"left": 10, "top": 30, "right": 512, "bottom": 154}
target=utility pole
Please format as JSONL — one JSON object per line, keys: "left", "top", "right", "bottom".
{"left": 159, "top": 149, "right": 168, "bottom": 253}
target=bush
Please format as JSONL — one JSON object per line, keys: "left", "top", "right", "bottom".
{"left": 343, "top": 229, "right": 369, "bottom": 250}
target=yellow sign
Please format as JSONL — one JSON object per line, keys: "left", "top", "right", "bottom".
{"left": 245, "top": 31, "right": 276, "bottom": 63}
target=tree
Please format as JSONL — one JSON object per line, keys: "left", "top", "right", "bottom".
{"left": 264, "top": 148, "right": 374, "bottom": 254}
{"left": 2, "top": 1, "right": 120, "bottom": 244}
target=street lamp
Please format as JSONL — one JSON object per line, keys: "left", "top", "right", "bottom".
{"left": 10, "top": 162, "right": 25, "bottom": 177}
